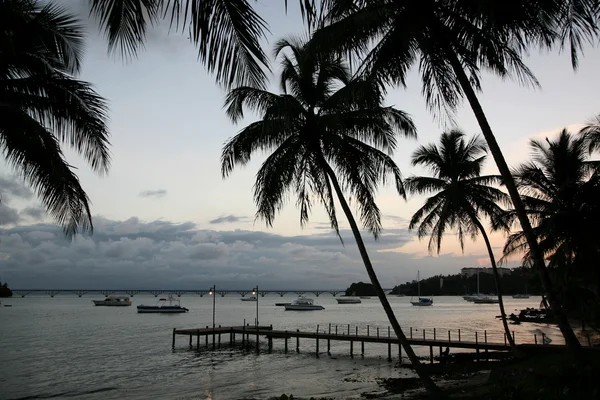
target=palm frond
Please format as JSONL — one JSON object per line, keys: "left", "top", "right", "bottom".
{"left": 90, "top": 0, "right": 270, "bottom": 88}
{"left": 580, "top": 113, "right": 600, "bottom": 154}
{"left": 0, "top": 108, "right": 93, "bottom": 237}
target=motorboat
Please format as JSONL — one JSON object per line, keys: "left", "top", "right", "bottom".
{"left": 241, "top": 296, "right": 257, "bottom": 302}
{"left": 472, "top": 295, "right": 499, "bottom": 304}
{"left": 275, "top": 302, "right": 291, "bottom": 306}
{"left": 410, "top": 271, "right": 433, "bottom": 306}
{"left": 92, "top": 295, "right": 132, "bottom": 306}
{"left": 137, "top": 295, "right": 189, "bottom": 313}
{"left": 284, "top": 296, "right": 324, "bottom": 311}
{"left": 336, "top": 297, "right": 361, "bottom": 304}
{"left": 512, "top": 294, "right": 530, "bottom": 299}
{"left": 396, "top": 294, "right": 405, "bottom": 297}
{"left": 359, "top": 296, "right": 371, "bottom": 299}
{"left": 462, "top": 294, "right": 478, "bottom": 301}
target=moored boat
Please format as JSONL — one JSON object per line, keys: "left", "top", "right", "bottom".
{"left": 359, "top": 296, "right": 371, "bottom": 299}
{"left": 284, "top": 296, "right": 324, "bottom": 311}
{"left": 512, "top": 294, "right": 530, "bottom": 299}
{"left": 410, "top": 271, "right": 433, "bottom": 306}
{"left": 336, "top": 297, "right": 361, "bottom": 304}
{"left": 472, "top": 295, "right": 499, "bottom": 304}
{"left": 137, "top": 295, "right": 189, "bottom": 313}
{"left": 92, "top": 295, "right": 132, "bottom": 306}
{"left": 241, "top": 296, "right": 257, "bottom": 302}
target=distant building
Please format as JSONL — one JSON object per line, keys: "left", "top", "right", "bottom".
{"left": 460, "top": 267, "right": 512, "bottom": 278}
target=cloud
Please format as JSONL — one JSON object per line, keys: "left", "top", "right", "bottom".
{"left": 21, "top": 206, "right": 45, "bottom": 221}
{"left": 0, "top": 203, "right": 20, "bottom": 225}
{"left": 0, "top": 175, "right": 33, "bottom": 201}
{"left": 209, "top": 215, "right": 248, "bottom": 224}
{"left": 0, "top": 215, "right": 493, "bottom": 290}
{"left": 139, "top": 189, "right": 167, "bottom": 199}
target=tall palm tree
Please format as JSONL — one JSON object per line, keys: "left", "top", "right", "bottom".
{"left": 310, "top": 0, "right": 598, "bottom": 349}
{"left": 405, "top": 130, "right": 518, "bottom": 354}
{"left": 221, "top": 37, "right": 446, "bottom": 397}
{"left": 1, "top": 0, "right": 111, "bottom": 237}
{"left": 580, "top": 113, "right": 600, "bottom": 154}
{"left": 86, "top": 0, "right": 322, "bottom": 89}
{"left": 497, "top": 130, "right": 600, "bottom": 297}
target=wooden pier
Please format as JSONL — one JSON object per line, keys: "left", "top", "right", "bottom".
{"left": 172, "top": 323, "right": 592, "bottom": 363}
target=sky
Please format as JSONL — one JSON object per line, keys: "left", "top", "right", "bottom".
{"left": 1, "top": 1, "right": 599, "bottom": 289}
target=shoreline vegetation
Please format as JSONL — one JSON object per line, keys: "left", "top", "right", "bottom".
{"left": 0, "top": 281, "right": 13, "bottom": 298}
{"left": 389, "top": 268, "right": 537, "bottom": 297}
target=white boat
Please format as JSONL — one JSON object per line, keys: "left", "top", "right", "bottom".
{"left": 137, "top": 295, "right": 189, "bottom": 313}
{"left": 92, "top": 295, "right": 132, "bottom": 306}
{"left": 336, "top": 297, "right": 361, "bottom": 304}
{"left": 410, "top": 271, "right": 433, "bottom": 306}
{"left": 284, "top": 296, "right": 324, "bottom": 311}
{"left": 472, "top": 295, "right": 499, "bottom": 304}
{"left": 513, "top": 285, "right": 530, "bottom": 298}
{"left": 462, "top": 294, "right": 478, "bottom": 301}
{"left": 241, "top": 296, "right": 257, "bottom": 302}
{"left": 359, "top": 296, "right": 371, "bottom": 299}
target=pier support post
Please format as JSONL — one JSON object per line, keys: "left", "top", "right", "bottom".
{"left": 268, "top": 337, "right": 273, "bottom": 353}
{"left": 172, "top": 328, "right": 176, "bottom": 349}
{"left": 429, "top": 346, "right": 434, "bottom": 364}
{"left": 484, "top": 330, "right": 488, "bottom": 360}
{"left": 475, "top": 331, "right": 480, "bottom": 361}
{"left": 458, "top": 329, "right": 461, "bottom": 342}
{"left": 327, "top": 337, "right": 331, "bottom": 355}
{"left": 387, "top": 327, "right": 392, "bottom": 362}
{"left": 206, "top": 326, "right": 209, "bottom": 348}
{"left": 189, "top": 335, "right": 192, "bottom": 348}
{"left": 361, "top": 340, "right": 364, "bottom": 356}
{"left": 316, "top": 325, "right": 320, "bottom": 357}
{"left": 285, "top": 331, "right": 288, "bottom": 353}
{"left": 242, "top": 325, "right": 246, "bottom": 346}
{"left": 296, "top": 329, "right": 300, "bottom": 353}
{"left": 197, "top": 329, "right": 200, "bottom": 350}
{"left": 350, "top": 340, "right": 354, "bottom": 357}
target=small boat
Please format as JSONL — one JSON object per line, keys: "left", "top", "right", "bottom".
{"left": 396, "top": 294, "right": 405, "bottom": 297}
{"left": 241, "top": 296, "right": 257, "bottom": 302}
{"left": 472, "top": 295, "right": 499, "bottom": 304}
{"left": 92, "top": 295, "right": 132, "bottom": 306}
{"left": 336, "top": 297, "right": 361, "bottom": 304}
{"left": 359, "top": 296, "right": 371, "bottom": 299}
{"left": 513, "top": 285, "right": 530, "bottom": 299}
{"left": 410, "top": 271, "right": 433, "bottom": 306}
{"left": 137, "top": 295, "right": 189, "bottom": 313}
{"left": 275, "top": 302, "right": 291, "bottom": 306}
{"left": 284, "top": 296, "right": 324, "bottom": 311}
{"left": 4, "top": 304, "right": 12, "bottom": 307}
{"left": 463, "top": 294, "right": 478, "bottom": 301}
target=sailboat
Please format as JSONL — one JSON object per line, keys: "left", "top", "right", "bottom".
{"left": 410, "top": 271, "right": 433, "bottom": 306}
{"left": 512, "top": 284, "right": 530, "bottom": 299}
{"left": 463, "top": 270, "right": 481, "bottom": 302}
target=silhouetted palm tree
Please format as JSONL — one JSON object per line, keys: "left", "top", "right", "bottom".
{"left": 405, "top": 130, "right": 518, "bottom": 354}
{"left": 1, "top": 0, "right": 110, "bottom": 237}
{"left": 497, "top": 129, "right": 600, "bottom": 294}
{"left": 581, "top": 114, "right": 600, "bottom": 154}
{"left": 221, "top": 37, "right": 445, "bottom": 396}
{"left": 311, "top": 0, "right": 597, "bottom": 349}
{"left": 87, "top": 0, "right": 322, "bottom": 88}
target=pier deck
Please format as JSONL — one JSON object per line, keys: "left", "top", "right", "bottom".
{"left": 172, "top": 324, "right": 594, "bottom": 363}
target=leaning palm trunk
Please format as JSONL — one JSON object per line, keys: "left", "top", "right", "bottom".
{"left": 473, "top": 219, "right": 520, "bottom": 355}
{"left": 443, "top": 49, "right": 581, "bottom": 349}
{"left": 321, "top": 161, "right": 447, "bottom": 399}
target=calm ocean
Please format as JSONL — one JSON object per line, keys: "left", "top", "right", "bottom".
{"left": 0, "top": 294, "right": 558, "bottom": 399}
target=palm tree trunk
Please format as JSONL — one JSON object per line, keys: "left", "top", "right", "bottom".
{"left": 443, "top": 47, "right": 581, "bottom": 349}
{"left": 320, "top": 160, "right": 447, "bottom": 399}
{"left": 472, "top": 218, "right": 520, "bottom": 355}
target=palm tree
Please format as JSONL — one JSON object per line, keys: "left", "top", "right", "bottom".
{"left": 221, "top": 37, "right": 446, "bottom": 397}
{"left": 86, "top": 0, "right": 323, "bottom": 89}
{"left": 580, "top": 114, "right": 600, "bottom": 154}
{"left": 1, "top": 0, "right": 111, "bottom": 237}
{"left": 405, "top": 130, "right": 518, "bottom": 354}
{"left": 497, "top": 129, "right": 600, "bottom": 297}
{"left": 310, "top": 0, "right": 597, "bottom": 349}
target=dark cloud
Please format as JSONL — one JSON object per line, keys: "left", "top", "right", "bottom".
{"left": 209, "top": 215, "right": 248, "bottom": 224}
{"left": 0, "top": 203, "right": 20, "bottom": 225}
{"left": 0, "top": 216, "right": 486, "bottom": 289}
{"left": 0, "top": 175, "right": 33, "bottom": 201}
{"left": 21, "top": 206, "right": 45, "bottom": 221}
{"left": 139, "top": 189, "right": 167, "bottom": 199}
